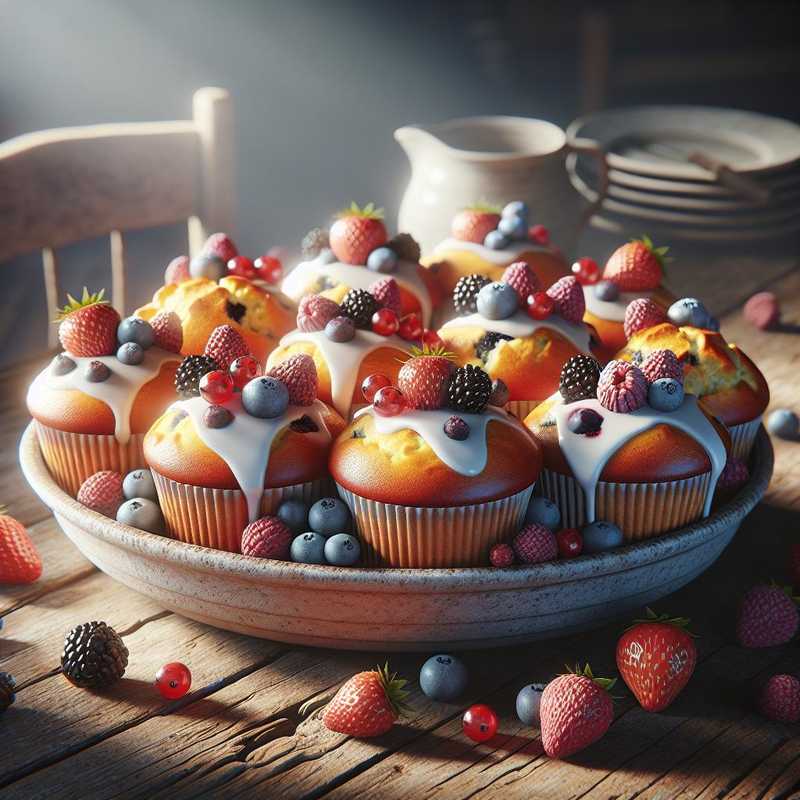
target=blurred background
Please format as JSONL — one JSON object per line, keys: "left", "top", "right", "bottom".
{"left": 2, "top": 0, "right": 800, "bottom": 365}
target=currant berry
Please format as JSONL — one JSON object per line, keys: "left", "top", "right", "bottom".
{"left": 463, "top": 704, "right": 498, "bottom": 743}
{"left": 529, "top": 224, "right": 550, "bottom": 245}
{"left": 398, "top": 313, "right": 424, "bottom": 342}
{"left": 421, "top": 329, "right": 444, "bottom": 348}
{"left": 254, "top": 255, "right": 283, "bottom": 284}
{"left": 229, "top": 355, "right": 262, "bottom": 389}
{"left": 526, "top": 292, "right": 554, "bottom": 320}
{"left": 361, "top": 373, "right": 391, "bottom": 403}
{"left": 371, "top": 308, "right": 399, "bottom": 337}
{"left": 227, "top": 256, "right": 256, "bottom": 280}
{"left": 571, "top": 257, "right": 600, "bottom": 286}
{"left": 373, "top": 386, "right": 406, "bottom": 416}
{"left": 155, "top": 662, "right": 192, "bottom": 700}
{"left": 557, "top": 528, "right": 583, "bottom": 558}
{"left": 199, "top": 370, "right": 234, "bottom": 404}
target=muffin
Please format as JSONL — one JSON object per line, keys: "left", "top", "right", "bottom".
{"left": 617, "top": 319, "right": 769, "bottom": 460}
{"left": 145, "top": 354, "right": 345, "bottom": 552}
{"left": 524, "top": 355, "right": 729, "bottom": 541}
{"left": 330, "top": 354, "right": 542, "bottom": 567}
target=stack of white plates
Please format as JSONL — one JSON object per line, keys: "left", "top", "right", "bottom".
{"left": 567, "top": 106, "right": 800, "bottom": 242}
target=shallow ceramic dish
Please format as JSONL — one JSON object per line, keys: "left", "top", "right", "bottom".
{"left": 19, "top": 422, "right": 773, "bottom": 651}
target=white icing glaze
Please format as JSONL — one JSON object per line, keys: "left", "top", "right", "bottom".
{"left": 174, "top": 395, "right": 332, "bottom": 522}
{"left": 279, "top": 329, "right": 408, "bottom": 418}
{"left": 27, "top": 349, "right": 177, "bottom": 444}
{"left": 583, "top": 285, "right": 654, "bottom": 322}
{"left": 552, "top": 394, "right": 726, "bottom": 521}
{"left": 281, "top": 254, "right": 433, "bottom": 324}
{"left": 355, "top": 405, "right": 526, "bottom": 476}
{"left": 431, "top": 237, "right": 549, "bottom": 266}
{"left": 440, "top": 310, "right": 592, "bottom": 354}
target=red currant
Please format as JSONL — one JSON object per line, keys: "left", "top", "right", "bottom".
{"left": 398, "top": 313, "right": 424, "bottom": 342}
{"left": 373, "top": 386, "right": 406, "bottom": 416}
{"left": 371, "top": 308, "right": 399, "bottom": 337}
{"left": 462, "top": 704, "right": 498, "bottom": 743}
{"left": 529, "top": 224, "right": 550, "bottom": 245}
{"left": 571, "top": 257, "right": 600, "bottom": 286}
{"left": 199, "top": 370, "right": 234, "bottom": 404}
{"left": 227, "top": 256, "right": 256, "bottom": 280}
{"left": 229, "top": 355, "right": 262, "bottom": 389}
{"left": 557, "top": 527, "right": 583, "bottom": 558}
{"left": 526, "top": 291, "right": 554, "bottom": 320}
{"left": 155, "top": 661, "right": 192, "bottom": 700}
{"left": 421, "top": 329, "right": 444, "bottom": 348}
{"left": 254, "top": 255, "right": 283, "bottom": 284}
{"left": 361, "top": 372, "right": 391, "bottom": 403}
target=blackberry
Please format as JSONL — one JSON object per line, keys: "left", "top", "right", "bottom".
{"left": 339, "top": 288, "right": 380, "bottom": 330}
{"left": 447, "top": 364, "right": 492, "bottom": 413}
{"left": 387, "top": 232, "right": 421, "bottom": 263}
{"left": 475, "top": 331, "right": 512, "bottom": 362}
{"left": 0, "top": 672, "right": 16, "bottom": 715}
{"left": 453, "top": 274, "right": 491, "bottom": 315}
{"left": 175, "top": 355, "right": 219, "bottom": 398}
{"left": 61, "top": 621, "right": 129, "bottom": 688}
{"left": 301, "top": 227, "right": 329, "bottom": 259}
{"left": 559, "top": 354, "right": 602, "bottom": 403}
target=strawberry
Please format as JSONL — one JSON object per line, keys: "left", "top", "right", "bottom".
{"left": 322, "top": 663, "right": 408, "bottom": 738}
{"left": 267, "top": 354, "right": 317, "bottom": 406}
{"left": 540, "top": 664, "right": 616, "bottom": 759}
{"left": 56, "top": 288, "right": 121, "bottom": 357}
{"left": 397, "top": 347, "right": 454, "bottom": 410}
{"left": 204, "top": 324, "right": 250, "bottom": 370}
{"left": 369, "top": 277, "right": 401, "bottom": 316}
{"left": 737, "top": 584, "right": 799, "bottom": 648}
{"left": 758, "top": 674, "right": 800, "bottom": 723}
{"left": 502, "top": 261, "right": 540, "bottom": 304}
{"left": 451, "top": 205, "right": 501, "bottom": 244}
{"left": 202, "top": 232, "right": 238, "bottom": 264}
{"left": 241, "top": 516, "right": 292, "bottom": 560}
{"left": 0, "top": 508, "right": 42, "bottom": 584}
{"left": 151, "top": 311, "right": 183, "bottom": 353}
{"left": 77, "top": 471, "right": 125, "bottom": 518}
{"left": 603, "top": 236, "right": 668, "bottom": 292}
{"left": 164, "top": 255, "right": 190, "bottom": 285}
{"left": 329, "top": 203, "right": 388, "bottom": 265}
{"left": 513, "top": 524, "right": 558, "bottom": 564}
{"left": 616, "top": 609, "right": 697, "bottom": 712}
{"left": 297, "top": 294, "right": 340, "bottom": 332}
{"left": 546, "top": 276, "right": 585, "bottom": 324}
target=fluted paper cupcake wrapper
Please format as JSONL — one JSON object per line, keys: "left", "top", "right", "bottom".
{"left": 729, "top": 416, "right": 762, "bottom": 461}
{"left": 152, "top": 471, "right": 335, "bottom": 553}
{"left": 536, "top": 468, "right": 711, "bottom": 542}
{"left": 35, "top": 422, "right": 146, "bottom": 496}
{"left": 336, "top": 484, "right": 534, "bottom": 568}
{"left": 506, "top": 399, "right": 541, "bottom": 420}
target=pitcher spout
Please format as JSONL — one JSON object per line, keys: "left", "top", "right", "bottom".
{"left": 393, "top": 124, "right": 444, "bottom": 162}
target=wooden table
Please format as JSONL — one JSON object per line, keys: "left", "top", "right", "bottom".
{"left": 1, "top": 267, "right": 799, "bottom": 800}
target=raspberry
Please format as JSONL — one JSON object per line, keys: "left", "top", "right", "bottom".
{"left": 151, "top": 311, "right": 183, "bottom": 353}
{"left": 489, "top": 543, "right": 515, "bottom": 567}
{"left": 164, "top": 255, "right": 190, "bottom": 285}
{"left": 641, "top": 349, "right": 683, "bottom": 385}
{"left": 301, "top": 227, "right": 330, "bottom": 259}
{"left": 241, "top": 516, "right": 293, "bottom": 560}
{"left": 204, "top": 324, "right": 249, "bottom": 370}
{"left": 559, "top": 354, "right": 602, "bottom": 403}
{"left": 453, "top": 274, "right": 491, "bottom": 315}
{"left": 737, "top": 584, "right": 799, "bottom": 648}
{"left": 501, "top": 261, "right": 540, "bottom": 304}
{"left": 77, "top": 471, "right": 125, "bottom": 518}
{"left": 297, "top": 294, "right": 340, "bottom": 332}
{"left": 267, "top": 354, "right": 318, "bottom": 406}
{"left": 624, "top": 298, "right": 668, "bottom": 339}
{"left": 369, "top": 277, "right": 401, "bottom": 316}
{"left": 513, "top": 523, "right": 558, "bottom": 564}
{"left": 340, "top": 288, "right": 380, "bottom": 330}
{"left": 546, "top": 276, "right": 585, "bottom": 324}
{"left": 447, "top": 364, "right": 492, "bottom": 414}
{"left": 597, "top": 360, "right": 647, "bottom": 413}
{"left": 744, "top": 291, "right": 780, "bottom": 331}
{"left": 203, "top": 233, "right": 238, "bottom": 263}
{"left": 758, "top": 674, "right": 800, "bottom": 723}
{"left": 387, "top": 232, "right": 421, "bottom": 263}
{"left": 717, "top": 457, "right": 749, "bottom": 491}
{"left": 397, "top": 352, "right": 454, "bottom": 410}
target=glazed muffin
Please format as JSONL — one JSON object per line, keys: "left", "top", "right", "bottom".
{"left": 145, "top": 354, "right": 345, "bottom": 552}
{"left": 524, "top": 354, "right": 729, "bottom": 541}
{"left": 617, "top": 319, "right": 769, "bottom": 459}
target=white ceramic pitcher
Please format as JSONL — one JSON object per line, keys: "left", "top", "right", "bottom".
{"left": 395, "top": 115, "right": 607, "bottom": 258}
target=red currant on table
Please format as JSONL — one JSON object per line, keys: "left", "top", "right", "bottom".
{"left": 421, "top": 329, "right": 443, "bottom": 348}
{"left": 227, "top": 256, "right": 256, "bottom": 280}
{"left": 557, "top": 528, "right": 583, "bottom": 558}
{"left": 371, "top": 308, "right": 399, "bottom": 337}
{"left": 398, "top": 313, "right": 424, "bottom": 342}
{"left": 463, "top": 704, "right": 498, "bottom": 743}
{"left": 571, "top": 257, "right": 600, "bottom": 286}
{"left": 373, "top": 386, "right": 406, "bottom": 416}
{"left": 199, "top": 370, "right": 234, "bottom": 404}
{"left": 155, "top": 662, "right": 192, "bottom": 699}
{"left": 229, "top": 355, "right": 262, "bottom": 389}
{"left": 529, "top": 224, "right": 550, "bottom": 245}
{"left": 526, "top": 292, "right": 554, "bottom": 320}
{"left": 254, "top": 255, "right": 283, "bottom": 284}
{"left": 361, "top": 372, "right": 391, "bottom": 403}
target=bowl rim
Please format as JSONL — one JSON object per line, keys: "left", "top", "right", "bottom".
{"left": 18, "top": 421, "right": 773, "bottom": 594}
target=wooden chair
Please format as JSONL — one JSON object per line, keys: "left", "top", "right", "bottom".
{"left": 0, "top": 87, "right": 235, "bottom": 347}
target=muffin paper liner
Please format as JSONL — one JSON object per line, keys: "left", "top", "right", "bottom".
{"left": 35, "top": 422, "right": 146, "bottom": 496}
{"left": 152, "top": 471, "right": 335, "bottom": 553}
{"left": 729, "top": 416, "right": 762, "bottom": 461}
{"left": 536, "top": 468, "right": 711, "bottom": 541}
{"left": 335, "top": 484, "right": 534, "bottom": 568}
{"left": 506, "top": 399, "right": 540, "bottom": 420}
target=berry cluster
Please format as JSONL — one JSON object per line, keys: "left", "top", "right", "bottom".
{"left": 450, "top": 200, "right": 550, "bottom": 250}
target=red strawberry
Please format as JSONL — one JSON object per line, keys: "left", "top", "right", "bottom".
{"left": 397, "top": 348, "right": 454, "bottom": 410}
{"left": 297, "top": 294, "right": 340, "bottom": 332}
{"left": 164, "top": 255, "right": 190, "bottom": 285}
{"left": 603, "top": 236, "right": 668, "bottom": 292}
{"left": 267, "top": 354, "right": 318, "bottom": 406}
{"left": 451, "top": 206, "right": 501, "bottom": 244}
{"left": 77, "top": 471, "right": 125, "bottom": 518}
{"left": 623, "top": 298, "right": 668, "bottom": 339}
{"left": 616, "top": 609, "right": 697, "bottom": 712}
{"left": 540, "top": 664, "right": 616, "bottom": 759}
{"left": 737, "top": 584, "right": 799, "bottom": 648}
{"left": 641, "top": 349, "right": 683, "bottom": 385}
{"left": 758, "top": 674, "right": 800, "bottom": 723}
{"left": 513, "top": 523, "right": 557, "bottom": 564}
{"left": 546, "top": 276, "right": 585, "bottom": 324}
{"left": 57, "top": 288, "right": 121, "bottom": 357}
{"left": 0, "top": 510, "right": 42, "bottom": 584}
{"left": 204, "top": 325, "right": 249, "bottom": 371}
{"left": 489, "top": 542, "right": 515, "bottom": 567}
{"left": 203, "top": 232, "right": 238, "bottom": 263}
{"left": 151, "top": 311, "right": 183, "bottom": 353}
{"left": 502, "top": 261, "right": 540, "bottom": 304}
{"left": 322, "top": 663, "right": 408, "bottom": 738}
{"left": 369, "top": 277, "right": 401, "bottom": 316}
{"left": 329, "top": 203, "right": 387, "bottom": 265}
{"left": 717, "top": 457, "right": 749, "bottom": 492}
{"left": 241, "top": 516, "right": 292, "bottom": 560}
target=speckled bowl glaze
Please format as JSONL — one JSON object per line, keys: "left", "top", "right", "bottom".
{"left": 20, "top": 422, "right": 772, "bottom": 651}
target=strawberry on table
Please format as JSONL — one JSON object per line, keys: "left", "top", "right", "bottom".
{"left": 0, "top": 507, "right": 42, "bottom": 585}
{"left": 397, "top": 346, "right": 455, "bottom": 410}
{"left": 603, "top": 236, "right": 668, "bottom": 292}
{"left": 329, "top": 202, "right": 388, "bottom": 265}
{"left": 56, "top": 288, "right": 120, "bottom": 357}
{"left": 451, "top": 204, "right": 502, "bottom": 244}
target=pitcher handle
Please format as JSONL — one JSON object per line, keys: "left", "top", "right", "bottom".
{"left": 566, "top": 137, "right": 608, "bottom": 218}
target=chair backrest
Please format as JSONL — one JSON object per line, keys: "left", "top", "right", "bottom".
{"left": 0, "top": 87, "right": 234, "bottom": 347}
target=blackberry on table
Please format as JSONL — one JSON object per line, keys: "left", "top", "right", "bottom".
{"left": 559, "top": 354, "right": 602, "bottom": 403}
{"left": 339, "top": 289, "right": 380, "bottom": 330}
{"left": 61, "top": 621, "right": 129, "bottom": 688}
{"left": 175, "top": 355, "right": 219, "bottom": 398}
{"left": 453, "top": 274, "right": 491, "bottom": 315}
{"left": 447, "top": 364, "right": 493, "bottom": 413}
{"left": 475, "top": 331, "right": 513, "bottom": 362}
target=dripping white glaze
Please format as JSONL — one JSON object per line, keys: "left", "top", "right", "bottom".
{"left": 355, "top": 405, "right": 527, "bottom": 476}
{"left": 28, "top": 348, "right": 178, "bottom": 444}
{"left": 174, "top": 395, "right": 332, "bottom": 522}
{"left": 583, "top": 285, "right": 654, "bottom": 322}
{"left": 431, "top": 237, "right": 549, "bottom": 266}
{"left": 551, "top": 394, "right": 726, "bottom": 521}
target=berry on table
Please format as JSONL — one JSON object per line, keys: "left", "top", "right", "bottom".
{"left": 453, "top": 273, "right": 492, "bottom": 315}
{"left": 373, "top": 386, "right": 406, "bottom": 416}
{"left": 156, "top": 662, "right": 192, "bottom": 700}
{"left": 489, "top": 542, "right": 515, "bottom": 567}
{"left": 371, "top": 308, "right": 399, "bottom": 336}
{"left": 229, "top": 355, "right": 262, "bottom": 389}
{"left": 0, "top": 672, "right": 16, "bottom": 715}
{"left": 737, "top": 584, "right": 799, "bottom": 648}
{"left": 199, "top": 370, "right": 235, "bottom": 405}
{"left": 204, "top": 324, "right": 250, "bottom": 371}
{"left": 308, "top": 497, "right": 352, "bottom": 537}
{"left": 597, "top": 360, "right": 648, "bottom": 413}
{"left": 557, "top": 528, "right": 583, "bottom": 558}
{"left": 668, "top": 297, "right": 710, "bottom": 328}
{"left": 203, "top": 232, "right": 238, "bottom": 263}
{"left": 463, "top": 704, "right": 498, "bottom": 743}
{"left": 451, "top": 207, "right": 501, "bottom": 244}
{"left": 529, "top": 224, "right": 550, "bottom": 245}
{"left": 513, "top": 523, "right": 558, "bottom": 564}
{"left": 546, "top": 276, "right": 586, "bottom": 324}
{"left": 767, "top": 408, "right": 799, "bottom": 440}
{"left": 51, "top": 353, "right": 77, "bottom": 376}
{"left": 594, "top": 280, "right": 619, "bottom": 301}
{"left": 123, "top": 470, "right": 158, "bottom": 502}
{"left": 648, "top": 377, "right": 684, "bottom": 412}
{"left": 324, "top": 533, "right": 361, "bottom": 566}
{"left": 325, "top": 315, "right": 357, "bottom": 343}
{"left": 624, "top": 298, "right": 668, "bottom": 339}
{"left": 254, "top": 255, "right": 283, "bottom": 284}
{"left": 526, "top": 291, "right": 555, "bottom": 320}
{"left": 57, "top": 288, "right": 120, "bottom": 357}
{"left": 420, "top": 654, "right": 468, "bottom": 701}
{"left": 302, "top": 227, "right": 330, "bottom": 260}
{"left": 361, "top": 373, "right": 391, "bottom": 403}
{"left": 0, "top": 510, "right": 43, "bottom": 584}
{"left": 164, "top": 255, "right": 190, "bottom": 285}
{"left": 758, "top": 674, "right": 800, "bottom": 723}
{"left": 329, "top": 202, "right": 388, "bottom": 266}
{"left": 444, "top": 415, "right": 470, "bottom": 441}
{"left": 267, "top": 353, "right": 318, "bottom": 406}
{"left": 366, "top": 246, "right": 398, "bottom": 274}
{"left": 78, "top": 470, "right": 125, "bottom": 518}
{"left": 447, "top": 364, "right": 492, "bottom": 414}
{"left": 502, "top": 262, "right": 540, "bottom": 304}
{"left": 61, "top": 621, "right": 128, "bottom": 688}
{"left": 290, "top": 532, "right": 327, "bottom": 564}
{"left": 175, "top": 355, "right": 219, "bottom": 398}
{"left": 581, "top": 521, "right": 624, "bottom": 553}
{"left": 241, "top": 516, "right": 293, "bottom": 560}
{"left": 566, "top": 407, "right": 603, "bottom": 436}
{"left": 369, "top": 277, "right": 402, "bottom": 316}
{"left": 559, "top": 354, "right": 602, "bottom": 403}
{"left": 744, "top": 291, "right": 780, "bottom": 331}
{"left": 227, "top": 255, "right": 256, "bottom": 280}
{"left": 498, "top": 214, "right": 528, "bottom": 241}
{"left": 524, "top": 497, "right": 561, "bottom": 531}
{"left": 150, "top": 311, "right": 183, "bottom": 353}
{"left": 276, "top": 499, "right": 309, "bottom": 534}
{"left": 84, "top": 360, "right": 111, "bottom": 383}
{"left": 398, "top": 313, "right": 424, "bottom": 342}
{"left": 484, "top": 230, "right": 509, "bottom": 250}
{"left": 516, "top": 683, "right": 546, "bottom": 726}
{"left": 116, "top": 498, "right": 164, "bottom": 534}
{"left": 203, "top": 404, "right": 234, "bottom": 429}
{"left": 242, "top": 376, "right": 290, "bottom": 418}
{"left": 340, "top": 288, "right": 381, "bottom": 330}
{"left": 488, "top": 378, "right": 509, "bottom": 407}
{"left": 117, "top": 316, "right": 154, "bottom": 349}
{"left": 189, "top": 253, "right": 226, "bottom": 281}
{"left": 641, "top": 349, "right": 683, "bottom": 385}
{"left": 297, "top": 294, "right": 341, "bottom": 333}
{"left": 476, "top": 281, "right": 519, "bottom": 320}
{"left": 571, "top": 257, "right": 600, "bottom": 286}
{"left": 397, "top": 348, "right": 454, "bottom": 410}
{"left": 603, "top": 236, "right": 667, "bottom": 292}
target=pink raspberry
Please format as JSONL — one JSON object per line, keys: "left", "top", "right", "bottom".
{"left": 502, "top": 261, "right": 540, "bottom": 304}
{"left": 202, "top": 232, "right": 238, "bottom": 263}
{"left": 241, "top": 516, "right": 293, "bottom": 560}
{"left": 151, "top": 311, "right": 183, "bottom": 353}
{"left": 744, "top": 291, "right": 780, "bottom": 331}
{"left": 717, "top": 457, "right": 749, "bottom": 491}
{"left": 737, "top": 584, "right": 799, "bottom": 648}
{"left": 623, "top": 298, "right": 668, "bottom": 339}
{"left": 758, "top": 674, "right": 800, "bottom": 722}
{"left": 77, "top": 471, "right": 125, "bottom": 518}
{"left": 545, "top": 276, "right": 585, "bottom": 324}
{"left": 641, "top": 349, "right": 683, "bottom": 385}
{"left": 164, "top": 255, "right": 190, "bottom": 285}
{"left": 513, "top": 523, "right": 558, "bottom": 564}
{"left": 489, "top": 542, "right": 515, "bottom": 567}
{"left": 267, "top": 353, "right": 318, "bottom": 406}
{"left": 297, "top": 294, "right": 341, "bottom": 332}
{"left": 369, "top": 277, "right": 401, "bottom": 316}
{"left": 597, "top": 360, "right": 648, "bottom": 413}
{"left": 204, "top": 324, "right": 249, "bottom": 371}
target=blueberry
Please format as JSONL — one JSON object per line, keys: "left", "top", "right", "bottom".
{"left": 122, "top": 469, "right": 157, "bottom": 501}
{"left": 567, "top": 407, "right": 603, "bottom": 435}
{"left": 117, "top": 317, "right": 154, "bottom": 349}
{"left": 767, "top": 408, "right": 799, "bottom": 440}
{"left": 276, "top": 498, "right": 309, "bottom": 534}
{"left": 325, "top": 315, "right": 356, "bottom": 343}
{"left": 308, "top": 497, "right": 351, "bottom": 537}
{"left": 366, "top": 246, "right": 398, "bottom": 273}
{"left": 524, "top": 497, "right": 561, "bottom": 531}
{"left": 203, "top": 404, "right": 234, "bottom": 429}
{"left": 502, "top": 200, "right": 529, "bottom": 219}
{"left": 117, "top": 342, "right": 144, "bottom": 365}
{"left": 648, "top": 377, "right": 684, "bottom": 412}
{"left": 84, "top": 360, "right": 111, "bottom": 382}
{"left": 484, "top": 230, "right": 510, "bottom": 250}
{"left": 582, "top": 521, "right": 624, "bottom": 553}
{"left": 290, "top": 532, "right": 326, "bottom": 564}
{"left": 242, "top": 376, "right": 289, "bottom": 419}
{"left": 324, "top": 533, "right": 361, "bottom": 566}
{"left": 419, "top": 654, "right": 469, "bottom": 702}
{"left": 317, "top": 248, "right": 337, "bottom": 264}
{"left": 51, "top": 353, "right": 76, "bottom": 376}
{"left": 189, "top": 253, "right": 226, "bottom": 281}
{"left": 594, "top": 280, "right": 620, "bottom": 302}
{"left": 516, "top": 683, "right": 546, "bottom": 726}
{"left": 498, "top": 214, "right": 528, "bottom": 241}
{"left": 668, "top": 298, "right": 709, "bottom": 328}
{"left": 116, "top": 497, "right": 163, "bottom": 533}
{"left": 476, "top": 281, "right": 519, "bottom": 320}
{"left": 707, "top": 316, "right": 720, "bottom": 332}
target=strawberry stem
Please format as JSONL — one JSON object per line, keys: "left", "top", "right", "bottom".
{"left": 563, "top": 662, "right": 617, "bottom": 693}
{"left": 336, "top": 202, "right": 385, "bottom": 220}
{"left": 625, "top": 606, "right": 696, "bottom": 635}
{"left": 55, "top": 287, "right": 109, "bottom": 321}
{"left": 376, "top": 662, "right": 410, "bottom": 717}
